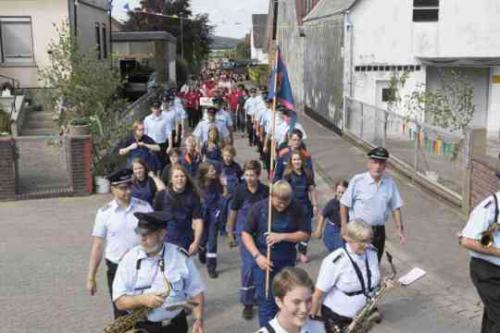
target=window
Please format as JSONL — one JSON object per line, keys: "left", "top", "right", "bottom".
{"left": 0, "top": 17, "right": 34, "bottom": 63}
{"left": 413, "top": 0, "right": 439, "bottom": 22}
{"left": 95, "top": 23, "right": 101, "bottom": 59}
{"left": 382, "top": 88, "right": 395, "bottom": 102}
{"left": 101, "top": 24, "right": 107, "bottom": 59}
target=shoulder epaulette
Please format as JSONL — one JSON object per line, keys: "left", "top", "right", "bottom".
{"left": 178, "top": 247, "right": 189, "bottom": 257}
{"left": 99, "top": 202, "right": 113, "bottom": 212}
{"left": 135, "top": 198, "right": 149, "bottom": 206}
{"left": 332, "top": 252, "right": 344, "bottom": 264}
{"left": 484, "top": 200, "right": 492, "bottom": 208}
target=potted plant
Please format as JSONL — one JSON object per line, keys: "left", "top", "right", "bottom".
{"left": 68, "top": 116, "right": 92, "bottom": 135}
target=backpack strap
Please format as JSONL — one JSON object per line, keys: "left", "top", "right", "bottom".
{"left": 264, "top": 323, "right": 277, "bottom": 333}
{"left": 493, "top": 193, "right": 499, "bottom": 224}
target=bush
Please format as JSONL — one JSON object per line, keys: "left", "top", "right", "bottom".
{"left": 0, "top": 108, "right": 10, "bottom": 134}
{"left": 248, "top": 65, "right": 270, "bottom": 87}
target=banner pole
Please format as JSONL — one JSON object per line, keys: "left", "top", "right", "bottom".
{"left": 265, "top": 43, "right": 280, "bottom": 299}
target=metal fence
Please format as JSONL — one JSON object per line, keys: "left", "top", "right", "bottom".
{"left": 344, "top": 97, "right": 468, "bottom": 199}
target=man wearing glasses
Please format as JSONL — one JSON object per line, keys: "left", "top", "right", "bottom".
{"left": 86, "top": 168, "right": 153, "bottom": 318}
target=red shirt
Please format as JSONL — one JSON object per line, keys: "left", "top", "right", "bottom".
{"left": 184, "top": 91, "right": 201, "bottom": 109}
{"left": 227, "top": 90, "right": 243, "bottom": 111}
{"left": 202, "top": 80, "right": 216, "bottom": 97}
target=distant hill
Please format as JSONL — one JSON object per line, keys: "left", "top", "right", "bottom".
{"left": 211, "top": 35, "right": 242, "bottom": 50}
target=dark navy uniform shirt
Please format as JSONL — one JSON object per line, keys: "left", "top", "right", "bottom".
{"left": 243, "top": 199, "right": 311, "bottom": 260}
{"left": 231, "top": 182, "right": 269, "bottom": 211}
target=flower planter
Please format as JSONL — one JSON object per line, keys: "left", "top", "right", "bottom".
{"left": 95, "top": 176, "right": 110, "bottom": 194}
{"left": 68, "top": 123, "right": 91, "bottom": 136}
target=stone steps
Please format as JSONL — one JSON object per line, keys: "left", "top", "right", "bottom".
{"left": 21, "top": 128, "right": 59, "bottom": 136}
{"left": 21, "top": 110, "right": 58, "bottom": 136}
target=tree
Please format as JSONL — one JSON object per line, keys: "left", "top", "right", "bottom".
{"left": 123, "top": 0, "right": 214, "bottom": 69}
{"left": 39, "top": 22, "right": 129, "bottom": 175}
{"left": 405, "top": 69, "right": 476, "bottom": 133}
{"left": 39, "top": 22, "right": 122, "bottom": 125}
{"left": 235, "top": 34, "right": 251, "bottom": 59}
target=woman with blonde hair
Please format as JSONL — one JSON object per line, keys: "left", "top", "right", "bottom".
{"left": 201, "top": 126, "right": 223, "bottom": 167}
{"left": 311, "top": 219, "right": 381, "bottom": 332}
{"left": 118, "top": 120, "right": 161, "bottom": 172}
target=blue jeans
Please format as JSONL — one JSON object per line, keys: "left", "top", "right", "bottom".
{"left": 236, "top": 234, "right": 255, "bottom": 306}
{"left": 254, "top": 258, "right": 295, "bottom": 326}
{"left": 323, "top": 222, "right": 344, "bottom": 252}
{"left": 200, "top": 208, "right": 220, "bottom": 271}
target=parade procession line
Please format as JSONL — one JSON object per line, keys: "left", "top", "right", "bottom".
{"left": 0, "top": 115, "right": 482, "bottom": 333}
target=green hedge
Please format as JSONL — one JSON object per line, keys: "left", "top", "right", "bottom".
{"left": 0, "top": 107, "right": 10, "bottom": 134}
{"left": 248, "top": 65, "right": 270, "bottom": 87}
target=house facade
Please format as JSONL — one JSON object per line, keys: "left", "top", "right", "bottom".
{"left": 0, "top": 0, "right": 111, "bottom": 89}
{"left": 265, "top": 0, "right": 321, "bottom": 108}
{"left": 271, "top": 0, "right": 500, "bottom": 138}
{"left": 347, "top": 0, "right": 500, "bottom": 137}
{"left": 251, "top": 14, "right": 269, "bottom": 64}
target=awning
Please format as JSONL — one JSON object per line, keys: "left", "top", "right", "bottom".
{"left": 417, "top": 57, "right": 500, "bottom": 67}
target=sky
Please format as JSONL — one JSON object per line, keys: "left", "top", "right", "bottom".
{"left": 112, "top": 0, "right": 269, "bottom": 39}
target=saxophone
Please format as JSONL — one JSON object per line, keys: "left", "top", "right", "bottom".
{"left": 103, "top": 259, "right": 172, "bottom": 333}
{"left": 343, "top": 251, "right": 397, "bottom": 333}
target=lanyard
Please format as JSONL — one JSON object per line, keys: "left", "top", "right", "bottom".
{"left": 134, "top": 246, "right": 166, "bottom": 293}
{"left": 344, "top": 246, "right": 372, "bottom": 297}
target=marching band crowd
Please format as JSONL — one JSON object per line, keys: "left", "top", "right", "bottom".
{"left": 84, "top": 64, "right": 500, "bottom": 333}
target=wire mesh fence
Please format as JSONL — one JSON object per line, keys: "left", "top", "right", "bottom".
{"left": 345, "top": 97, "right": 467, "bottom": 197}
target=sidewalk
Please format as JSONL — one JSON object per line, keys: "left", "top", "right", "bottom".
{"left": 300, "top": 113, "right": 482, "bottom": 330}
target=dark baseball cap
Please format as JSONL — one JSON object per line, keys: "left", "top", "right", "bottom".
{"left": 367, "top": 147, "right": 389, "bottom": 161}
{"left": 134, "top": 211, "right": 174, "bottom": 235}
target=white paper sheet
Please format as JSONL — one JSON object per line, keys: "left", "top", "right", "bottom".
{"left": 398, "top": 267, "right": 426, "bottom": 286}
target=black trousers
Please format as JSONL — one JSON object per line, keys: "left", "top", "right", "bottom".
{"left": 136, "top": 311, "right": 188, "bottom": 333}
{"left": 321, "top": 305, "right": 352, "bottom": 333}
{"left": 105, "top": 260, "right": 128, "bottom": 319}
{"left": 186, "top": 108, "right": 195, "bottom": 128}
{"left": 470, "top": 257, "right": 500, "bottom": 333}
{"left": 157, "top": 141, "right": 169, "bottom": 169}
{"left": 247, "top": 115, "right": 255, "bottom": 145}
{"left": 236, "top": 107, "right": 245, "bottom": 131}
{"left": 372, "top": 225, "right": 386, "bottom": 261}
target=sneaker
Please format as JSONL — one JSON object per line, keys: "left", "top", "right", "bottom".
{"left": 208, "top": 269, "right": 219, "bottom": 279}
{"left": 369, "top": 308, "right": 383, "bottom": 324}
{"left": 242, "top": 305, "right": 255, "bottom": 320}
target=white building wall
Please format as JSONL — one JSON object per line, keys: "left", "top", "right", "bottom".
{"left": 276, "top": 0, "right": 304, "bottom": 107}
{"left": 349, "top": 0, "right": 500, "bottom": 135}
{"left": 414, "top": 0, "right": 500, "bottom": 58}
{"left": 488, "top": 67, "right": 500, "bottom": 137}
{"left": 349, "top": 0, "right": 426, "bottom": 114}
{"left": 0, "top": 0, "right": 68, "bottom": 88}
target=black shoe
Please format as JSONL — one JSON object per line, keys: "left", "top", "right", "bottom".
{"left": 242, "top": 305, "right": 255, "bottom": 320}
{"left": 198, "top": 251, "right": 206, "bottom": 264}
{"left": 208, "top": 269, "right": 218, "bottom": 279}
